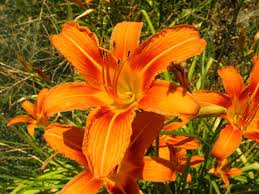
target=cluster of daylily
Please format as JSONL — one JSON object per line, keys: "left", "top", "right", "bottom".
{"left": 7, "top": 21, "right": 258, "bottom": 193}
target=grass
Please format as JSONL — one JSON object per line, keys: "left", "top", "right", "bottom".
{"left": 0, "top": 0, "right": 259, "bottom": 193}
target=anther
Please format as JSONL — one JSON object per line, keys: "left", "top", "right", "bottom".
{"left": 127, "top": 51, "right": 131, "bottom": 57}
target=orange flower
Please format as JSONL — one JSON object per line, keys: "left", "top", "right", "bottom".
{"left": 193, "top": 55, "right": 259, "bottom": 160}
{"left": 7, "top": 89, "right": 48, "bottom": 137}
{"left": 44, "top": 111, "right": 164, "bottom": 193}
{"left": 209, "top": 159, "right": 241, "bottom": 187}
{"left": 141, "top": 135, "right": 204, "bottom": 182}
{"left": 44, "top": 21, "right": 206, "bottom": 178}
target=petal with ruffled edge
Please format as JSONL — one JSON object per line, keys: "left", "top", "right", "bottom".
{"left": 193, "top": 90, "right": 231, "bottom": 108}
{"left": 21, "top": 101, "right": 35, "bottom": 118}
{"left": 51, "top": 22, "right": 103, "bottom": 86}
{"left": 130, "top": 25, "right": 206, "bottom": 90}
{"left": 218, "top": 66, "right": 245, "bottom": 98}
{"left": 138, "top": 80, "right": 200, "bottom": 116}
{"left": 83, "top": 107, "right": 135, "bottom": 178}
{"left": 141, "top": 157, "right": 176, "bottom": 182}
{"left": 43, "top": 82, "right": 112, "bottom": 116}
{"left": 44, "top": 124, "right": 88, "bottom": 166}
{"left": 211, "top": 125, "right": 242, "bottom": 160}
{"left": 60, "top": 171, "right": 102, "bottom": 194}
{"left": 110, "top": 22, "right": 143, "bottom": 61}
{"left": 7, "top": 115, "right": 35, "bottom": 126}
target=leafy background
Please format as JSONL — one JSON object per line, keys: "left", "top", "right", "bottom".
{"left": 0, "top": 0, "right": 259, "bottom": 193}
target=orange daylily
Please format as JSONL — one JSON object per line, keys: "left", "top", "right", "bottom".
{"left": 193, "top": 55, "right": 259, "bottom": 160}
{"left": 209, "top": 159, "right": 241, "bottom": 187}
{"left": 44, "top": 111, "right": 164, "bottom": 193}
{"left": 141, "top": 135, "right": 204, "bottom": 182}
{"left": 7, "top": 89, "right": 49, "bottom": 137}
{"left": 44, "top": 21, "right": 206, "bottom": 178}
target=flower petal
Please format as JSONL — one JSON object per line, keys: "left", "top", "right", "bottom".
{"left": 83, "top": 108, "right": 135, "bottom": 178}
{"left": 51, "top": 22, "right": 103, "bottom": 85}
{"left": 21, "top": 101, "right": 35, "bottom": 117}
{"left": 138, "top": 80, "right": 200, "bottom": 116}
{"left": 218, "top": 66, "right": 245, "bottom": 98}
{"left": 141, "top": 157, "right": 176, "bottom": 182}
{"left": 60, "top": 171, "right": 102, "bottom": 194}
{"left": 193, "top": 90, "right": 231, "bottom": 107}
{"left": 189, "top": 155, "right": 205, "bottom": 166}
{"left": 43, "top": 82, "right": 112, "bottom": 116}
{"left": 163, "top": 135, "right": 200, "bottom": 150}
{"left": 27, "top": 124, "right": 36, "bottom": 137}
{"left": 248, "top": 55, "right": 259, "bottom": 92}
{"left": 110, "top": 22, "right": 143, "bottom": 60}
{"left": 44, "top": 124, "right": 88, "bottom": 166}
{"left": 35, "top": 88, "right": 49, "bottom": 117}
{"left": 163, "top": 115, "right": 191, "bottom": 131}
{"left": 120, "top": 111, "right": 164, "bottom": 178}
{"left": 130, "top": 25, "right": 206, "bottom": 90}
{"left": 225, "top": 168, "right": 241, "bottom": 177}
{"left": 106, "top": 175, "right": 140, "bottom": 194}
{"left": 7, "top": 115, "right": 35, "bottom": 126}
{"left": 211, "top": 125, "right": 242, "bottom": 160}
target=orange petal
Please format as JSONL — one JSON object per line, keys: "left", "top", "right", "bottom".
{"left": 141, "top": 157, "right": 176, "bottom": 182}
{"left": 164, "top": 135, "right": 200, "bottom": 150}
{"left": 21, "top": 101, "right": 35, "bottom": 117}
{"left": 193, "top": 90, "right": 231, "bottom": 107}
{"left": 60, "top": 171, "right": 102, "bottom": 194}
{"left": 51, "top": 22, "right": 103, "bottom": 85}
{"left": 130, "top": 25, "right": 206, "bottom": 90}
{"left": 44, "top": 124, "right": 88, "bottom": 166}
{"left": 221, "top": 174, "right": 230, "bottom": 188}
{"left": 138, "top": 80, "right": 200, "bottom": 116}
{"left": 117, "top": 111, "right": 164, "bottom": 180}
{"left": 35, "top": 88, "right": 49, "bottom": 117}
{"left": 83, "top": 108, "right": 135, "bottom": 178}
{"left": 163, "top": 115, "right": 191, "bottom": 131}
{"left": 158, "top": 146, "right": 171, "bottom": 161}
{"left": 248, "top": 55, "right": 259, "bottom": 92}
{"left": 225, "top": 168, "right": 241, "bottom": 177}
{"left": 243, "top": 131, "right": 259, "bottom": 143}
{"left": 110, "top": 22, "right": 143, "bottom": 60}
{"left": 211, "top": 125, "right": 242, "bottom": 160}
{"left": 43, "top": 82, "right": 111, "bottom": 116}
{"left": 106, "top": 175, "right": 140, "bottom": 194}
{"left": 27, "top": 124, "right": 36, "bottom": 137}
{"left": 218, "top": 66, "right": 245, "bottom": 98}
{"left": 189, "top": 155, "right": 205, "bottom": 167}
{"left": 7, "top": 115, "right": 35, "bottom": 126}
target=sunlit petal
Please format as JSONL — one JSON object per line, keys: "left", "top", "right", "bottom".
{"left": 27, "top": 124, "right": 36, "bottom": 137}
{"left": 60, "top": 171, "right": 102, "bottom": 194}
{"left": 35, "top": 88, "right": 49, "bottom": 117}
{"left": 51, "top": 22, "right": 103, "bottom": 85}
{"left": 211, "top": 125, "right": 242, "bottom": 160}
{"left": 21, "top": 101, "right": 35, "bottom": 118}
{"left": 193, "top": 90, "right": 231, "bottom": 107}
{"left": 7, "top": 115, "right": 35, "bottom": 126}
{"left": 131, "top": 25, "right": 206, "bottom": 90}
{"left": 138, "top": 80, "right": 200, "bottom": 116}
{"left": 218, "top": 66, "right": 245, "bottom": 98}
{"left": 43, "top": 82, "right": 112, "bottom": 116}
{"left": 83, "top": 108, "right": 135, "bottom": 178}
{"left": 110, "top": 22, "right": 143, "bottom": 60}
{"left": 141, "top": 157, "right": 176, "bottom": 182}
